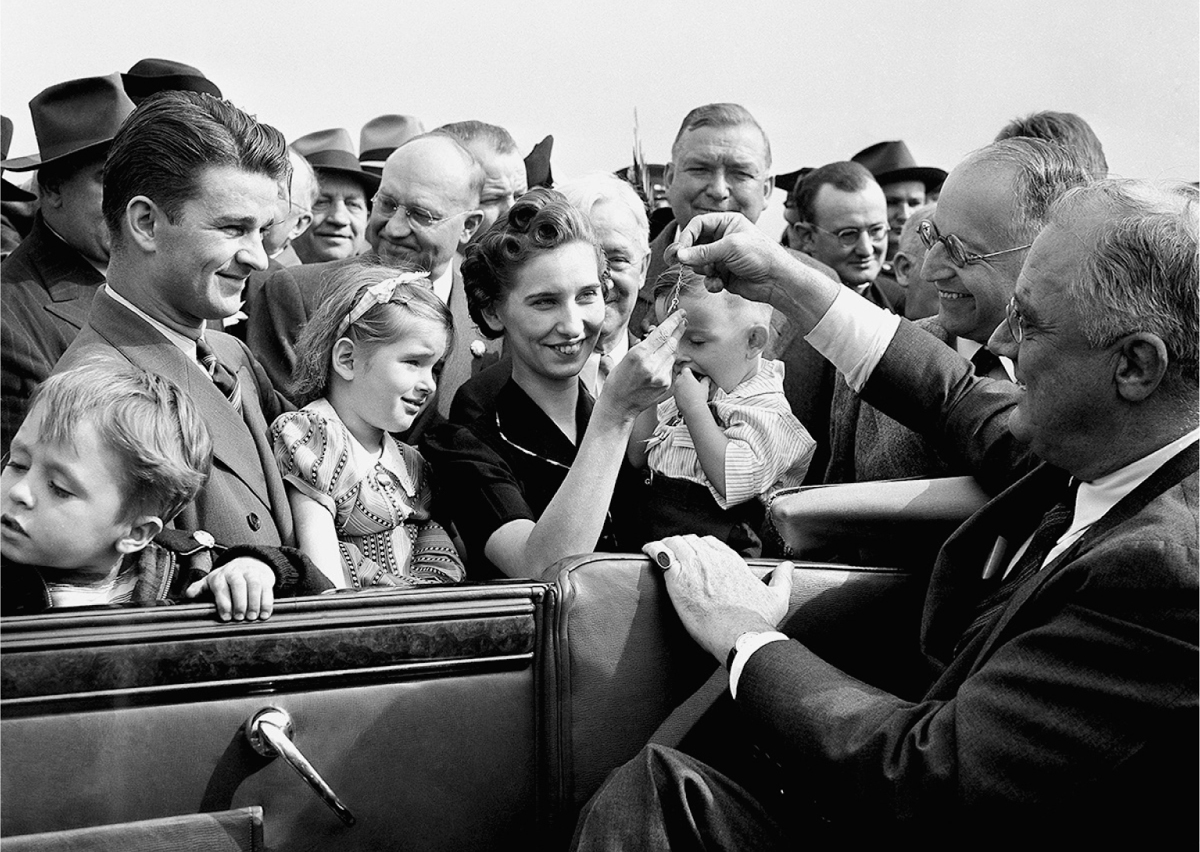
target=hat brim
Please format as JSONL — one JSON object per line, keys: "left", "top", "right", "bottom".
{"left": 312, "top": 164, "right": 381, "bottom": 195}
{"left": 0, "top": 137, "right": 113, "bottom": 172}
{"left": 2, "top": 177, "right": 36, "bottom": 202}
{"left": 873, "top": 166, "right": 948, "bottom": 189}
{"left": 122, "top": 73, "right": 222, "bottom": 101}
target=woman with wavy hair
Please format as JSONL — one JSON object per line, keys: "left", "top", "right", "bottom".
{"left": 424, "top": 188, "right": 683, "bottom": 579}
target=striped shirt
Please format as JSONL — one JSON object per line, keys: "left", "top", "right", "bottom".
{"left": 645, "top": 359, "right": 816, "bottom": 508}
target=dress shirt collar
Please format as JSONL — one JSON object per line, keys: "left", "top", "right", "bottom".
{"left": 955, "top": 336, "right": 1015, "bottom": 381}
{"left": 103, "top": 284, "right": 200, "bottom": 360}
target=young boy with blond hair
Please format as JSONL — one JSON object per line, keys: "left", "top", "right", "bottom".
{"left": 629, "top": 267, "right": 815, "bottom": 555}
{"left": 1, "top": 359, "right": 328, "bottom": 617}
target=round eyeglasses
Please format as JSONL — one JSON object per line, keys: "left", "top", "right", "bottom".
{"left": 919, "top": 219, "right": 1032, "bottom": 267}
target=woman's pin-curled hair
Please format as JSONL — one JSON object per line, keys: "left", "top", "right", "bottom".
{"left": 461, "top": 187, "right": 607, "bottom": 339}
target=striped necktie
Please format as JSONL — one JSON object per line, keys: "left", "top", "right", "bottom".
{"left": 196, "top": 337, "right": 243, "bottom": 413}
{"left": 596, "top": 351, "right": 615, "bottom": 396}
{"left": 954, "top": 478, "right": 1080, "bottom": 655}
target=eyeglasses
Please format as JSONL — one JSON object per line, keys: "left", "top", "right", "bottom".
{"left": 919, "top": 220, "right": 1032, "bottom": 268}
{"left": 1004, "top": 296, "right": 1027, "bottom": 343}
{"left": 371, "top": 194, "right": 465, "bottom": 229}
{"left": 807, "top": 222, "right": 889, "bottom": 247}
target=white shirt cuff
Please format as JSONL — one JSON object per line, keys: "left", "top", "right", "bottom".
{"left": 805, "top": 287, "right": 901, "bottom": 392}
{"left": 729, "top": 631, "right": 790, "bottom": 699}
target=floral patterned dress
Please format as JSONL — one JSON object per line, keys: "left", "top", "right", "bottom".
{"left": 271, "top": 399, "right": 464, "bottom": 588}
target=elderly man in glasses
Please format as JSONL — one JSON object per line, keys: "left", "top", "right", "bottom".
{"left": 821, "top": 138, "right": 1092, "bottom": 489}
{"left": 789, "top": 161, "right": 894, "bottom": 309}
{"left": 573, "top": 175, "right": 1198, "bottom": 851}
{"left": 248, "top": 131, "right": 497, "bottom": 431}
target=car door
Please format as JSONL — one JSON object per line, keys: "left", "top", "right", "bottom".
{"left": 2, "top": 582, "right": 552, "bottom": 851}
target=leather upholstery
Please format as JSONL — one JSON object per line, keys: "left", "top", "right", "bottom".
{"left": 543, "top": 554, "right": 917, "bottom": 837}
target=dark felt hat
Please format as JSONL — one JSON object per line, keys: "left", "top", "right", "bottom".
{"left": 774, "top": 167, "right": 813, "bottom": 197}
{"left": 850, "top": 140, "right": 946, "bottom": 190}
{"left": 359, "top": 115, "right": 426, "bottom": 175}
{"left": 525, "top": 135, "right": 554, "bottom": 188}
{"left": 2, "top": 115, "right": 37, "bottom": 201}
{"left": 2, "top": 73, "right": 136, "bottom": 171}
{"left": 292, "top": 128, "right": 380, "bottom": 194}
{"left": 122, "top": 58, "right": 222, "bottom": 105}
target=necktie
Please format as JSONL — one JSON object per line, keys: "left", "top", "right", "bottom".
{"left": 596, "top": 351, "right": 614, "bottom": 396}
{"left": 971, "top": 346, "right": 1002, "bottom": 379}
{"left": 196, "top": 337, "right": 243, "bottom": 413}
{"left": 954, "top": 477, "right": 1080, "bottom": 655}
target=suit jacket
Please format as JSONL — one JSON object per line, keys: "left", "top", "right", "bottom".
{"left": 736, "top": 320, "right": 1198, "bottom": 839}
{"left": 55, "top": 289, "right": 295, "bottom": 547}
{"left": 245, "top": 253, "right": 497, "bottom": 420}
{"left": 1, "top": 213, "right": 105, "bottom": 456}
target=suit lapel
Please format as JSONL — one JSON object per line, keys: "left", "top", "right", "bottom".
{"left": 85, "top": 292, "right": 272, "bottom": 508}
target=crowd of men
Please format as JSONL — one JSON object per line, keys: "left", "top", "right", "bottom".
{"left": 1, "top": 57, "right": 1195, "bottom": 846}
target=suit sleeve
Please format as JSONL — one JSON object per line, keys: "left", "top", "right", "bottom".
{"left": 860, "top": 320, "right": 1033, "bottom": 493}
{"left": 735, "top": 535, "right": 1198, "bottom": 824}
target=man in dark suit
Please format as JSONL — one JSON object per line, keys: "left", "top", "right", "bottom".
{"left": 1, "top": 74, "right": 135, "bottom": 456}
{"left": 53, "top": 91, "right": 294, "bottom": 548}
{"left": 572, "top": 179, "right": 1198, "bottom": 846}
{"left": 247, "top": 131, "right": 497, "bottom": 425}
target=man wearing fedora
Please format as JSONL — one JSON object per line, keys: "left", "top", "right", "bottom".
{"left": 1, "top": 73, "right": 136, "bottom": 456}
{"left": 1, "top": 115, "right": 37, "bottom": 257}
{"left": 288, "top": 128, "right": 378, "bottom": 265}
{"left": 851, "top": 140, "right": 947, "bottom": 262}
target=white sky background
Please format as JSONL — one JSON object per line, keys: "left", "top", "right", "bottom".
{"left": 3, "top": 0, "right": 1197, "bottom": 238}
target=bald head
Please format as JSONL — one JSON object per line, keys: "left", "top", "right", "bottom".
{"left": 366, "top": 133, "right": 485, "bottom": 278}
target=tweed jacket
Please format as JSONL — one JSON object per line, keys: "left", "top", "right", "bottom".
{"left": 54, "top": 289, "right": 295, "bottom": 547}
{"left": 1, "top": 213, "right": 105, "bottom": 455}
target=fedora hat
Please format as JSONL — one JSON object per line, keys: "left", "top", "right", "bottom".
{"left": 851, "top": 140, "right": 946, "bottom": 190}
{"left": 122, "top": 58, "right": 222, "bottom": 104}
{"left": 359, "top": 115, "right": 425, "bottom": 175}
{"left": 524, "top": 135, "right": 554, "bottom": 189}
{"left": 292, "top": 128, "right": 380, "bottom": 194}
{"left": 773, "top": 167, "right": 813, "bottom": 198}
{"left": 2, "top": 115, "right": 36, "bottom": 201}
{"left": 2, "top": 73, "right": 136, "bottom": 172}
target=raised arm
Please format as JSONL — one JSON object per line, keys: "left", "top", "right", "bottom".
{"left": 484, "top": 312, "right": 686, "bottom": 580}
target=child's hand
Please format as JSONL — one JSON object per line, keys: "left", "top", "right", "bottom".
{"left": 672, "top": 366, "right": 711, "bottom": 413}
{"left": 185, "top": 557, "right": 277, "bottom": 622}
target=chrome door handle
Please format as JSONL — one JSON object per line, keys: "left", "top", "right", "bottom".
{"left": 245, "top": 707, "right": 356, "bottom": 826}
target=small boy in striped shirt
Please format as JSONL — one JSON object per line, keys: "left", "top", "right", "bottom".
{"left": 627, "top": 267, "right": 815, "bottom": 556}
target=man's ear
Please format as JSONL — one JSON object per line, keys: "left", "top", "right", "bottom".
{"left": 460, "top": 210, "right": 484, "bottom": 248}
{"left": 1114, "top": 332, "right": 1170, "bottom": 402}
{"left": 792, "top": 223, "right": 816, "bottom": 255}
{"left": 126, "top": 196, "right": 161, "bottom": 253}
{"left": 893, "top": 251, "right": 913, "bottom": 287}
{"left": 663, "top": 162, "right": 676, "bottom": 191}
{"left": 289, "top": 211, "right": 313, "bottom": 242}
{"left": 747, "top": 323, "right": 769, "bottom": 356}
{"left": 115, "top": 515, "right": 164, "bottom": 555}
{"left": 761, "top": 174, "right": 773, "bottom": 203}
{"left": 331, "top": 337, "right": 357, "bottom": 381}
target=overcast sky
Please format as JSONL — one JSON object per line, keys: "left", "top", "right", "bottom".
{"left": 4, "top": 0, "right": 1197, "bottom": 239}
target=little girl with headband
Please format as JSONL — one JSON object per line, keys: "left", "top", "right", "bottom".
{"left": 271, "top": 261, "right": 465, "bottom": 589}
